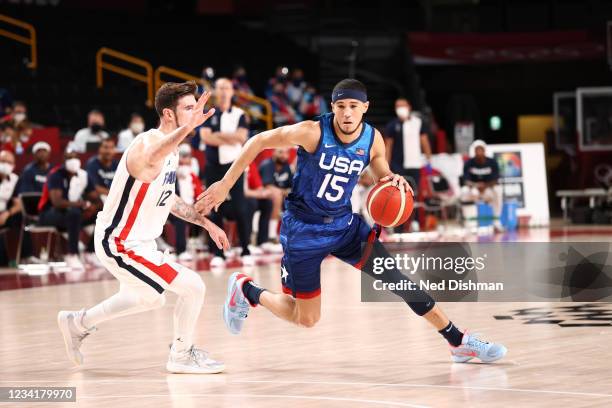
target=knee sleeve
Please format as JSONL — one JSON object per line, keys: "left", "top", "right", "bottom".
{"left": 360, "top": 239, "right": 436, "bottom": 316}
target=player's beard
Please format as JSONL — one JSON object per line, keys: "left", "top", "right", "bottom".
{"left": 334, "top": 117, "right": 363, "bottom": 136}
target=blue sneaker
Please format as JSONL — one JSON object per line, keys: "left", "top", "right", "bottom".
{"left": 223, "top": 272, "right": 254, "bottom": 335}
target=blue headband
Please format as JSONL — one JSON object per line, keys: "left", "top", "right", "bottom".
{"left": 331, "top": 89, "right": 367, "bottom": 103}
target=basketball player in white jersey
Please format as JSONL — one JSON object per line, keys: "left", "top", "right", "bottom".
{"left": 58, "top": 82, "right": 230, "bottom": 374}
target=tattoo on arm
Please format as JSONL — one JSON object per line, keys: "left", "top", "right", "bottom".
{"left": 170, "top": 194, "right": 210, "bottom": 228}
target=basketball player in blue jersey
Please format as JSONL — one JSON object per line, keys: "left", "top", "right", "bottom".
{"left": 198, "top": 79, "right": 507, "bottom": 363}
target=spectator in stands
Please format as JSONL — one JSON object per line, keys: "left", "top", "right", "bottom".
{"left": 0, "top": 150, "right": 32, "bottom": 265}
{"left": 86, "top": 138, "right": 118, "bottom": 202}
{"left": 117, "top": 113, "right": 145, "bottom": 152}
{"left": 299, "top": 85, "right": 327, "bottom": 120}
{"left": 200, "top": 77, "right": 252, "bottom": 267}
{"left": 232, "top": 66, "right": 255, "bottom": 97}
{"left": 244, "top": 162, "right": 277, "bottom": 252}
{"left": 10, "top": 101, "right": 27, "bottom": 125}
{"left": 266, "top": 66, "right": 289, "bottom": 98}
{"left": 19, "top": 142, "right": 52, "bottom": 193}
{"left": 72, "top": 109, "right": 109, "bottom": 153}
{"left": 38, "top": 144, "right": 102, "bottom": 269}
{"left": 461, "top": 140, "right": 502, "bottom": 229}
{"left": 270, "top": 82, "right": 299, "bottom": 126}
{"left": 286, "top": 68, "right": 307, "bottom": 108}
{"left": 258, "top": 147, "right": 293, "bottom": 245}
{"left": 2, "top": 120, "right": 32, "bottom": 155}
{"left": 198, "top": 66, "right": 215, "bottom": 94}
{"left": 384, "top": 98, "right": 432, "bottom": 193}
{"left": 173, "top": 143, "right": 204, "bottom": 262}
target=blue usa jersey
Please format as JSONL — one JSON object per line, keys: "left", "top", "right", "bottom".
{"left": 287, "top": 113, "right": 375, "bottom": 218}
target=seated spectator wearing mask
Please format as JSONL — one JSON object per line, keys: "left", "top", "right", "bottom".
{"left": 299, "top": 85, "right": 328, "bottom": 120}
{"left": 19, "top": 141, "right": 52, "bottom": 193}
{"left": 117, "top": 113, "right": 145, "bottom": 152}
{"left": 2, "top": 120, "right": 32, "bottom": 155}
{"left": 0, "top": 150, "right": 33, "bottom": 264}
{"left": 72, "top": 109, "right": 109, "bottom": 153}
{"left": 258, "top": 147, "right": 293, "bottom": 243}
{"left": 285, "top": 68, "right": 307, "bottom": 109}
{"left": 270, "top": 82, "right": 299, "bottom": 126}
{"left": 86, "top": 138, "right": 118, "bottom": 202}
{"left": 172, "top": 143, "right": 204, "bottom": 262}
{"left": 461, "top": 140, "right": 502, "bottom": 229}
{"left": 38, "top": 144, "right": 102, "bottom": 269}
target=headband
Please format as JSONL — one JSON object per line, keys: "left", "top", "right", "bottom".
{"left": 331, "top": 89, "right": 367, "bottom": 103}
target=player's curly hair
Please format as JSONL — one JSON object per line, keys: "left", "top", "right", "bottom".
{"left": 154, "top": 81, "right": 197, "bottom": 117}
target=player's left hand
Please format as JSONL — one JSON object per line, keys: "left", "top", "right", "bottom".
{"left": 380, "top": 173, "right": 414, "bottom": 195}
{"left": 187, "top": 91, "right": 216, "bottom": 130}
{"left": 195, "top": 179, "right": 230, "bottom": 214}
{"left": 206, "top": 220, "right": 230, "bottom": 250}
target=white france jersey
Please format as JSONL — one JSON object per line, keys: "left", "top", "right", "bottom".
{"left": 95, "top": 129, "right": 179, "bottom": 244}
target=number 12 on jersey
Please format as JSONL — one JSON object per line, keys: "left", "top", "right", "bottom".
{"left": 316, "top": 173, "right": 349, "bottom": 202}
{"left": 156, "top": 190, "right": 172, "bottom": 207}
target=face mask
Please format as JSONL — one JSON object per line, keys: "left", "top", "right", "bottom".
{"left": 13, "top": 112, "right": 26, "bottom": 123}
{"left": 130, "top": 122, "right": 144, "bottom": 134}
{"left": 0, "top": 162, "right": 14, "bottom": 175}
{"left": 396, "top": 107, "right": 410, "bottom": 120}
{"left": 177, "top": 165, "right": 191, "bottom": 177}
{"left": 90, "top": 123, "right": 103, "bottom": 133}
{"left": 20, "top": 134, "right": 30, "bottom": 143}
{"left": 65, "top": 158, "right": 81, "bottom": 173}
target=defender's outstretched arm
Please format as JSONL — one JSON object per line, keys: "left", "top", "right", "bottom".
{"left": 170, "top": 194, "right": 230, "bottom": 250}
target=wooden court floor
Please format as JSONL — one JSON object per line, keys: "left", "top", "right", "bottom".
{"left": 2, "top": 254, "right": 612, "bottom": 408}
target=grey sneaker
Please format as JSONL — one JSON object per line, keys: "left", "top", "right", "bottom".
{"left": 450, "top": 331, "right": 507, "bottom": 363}
{"left": 166, "top": 345, "right": 225, "bottom": 374}
{"left": 57, "top": 309, "right": 96, "bottom": 366}
{"left": 223, "top": 272, "right": 253, "bottom": 335}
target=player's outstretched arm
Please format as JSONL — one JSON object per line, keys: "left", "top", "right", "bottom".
{"left": 195, "top": 120, "right": 319, "bottom": 214}
{"left": 170, "top": 194, "right": 230, "bottom": 250}
{"left": 369, "top": 130, "right": 413, "bottom": 194}
{"left": 127, "top": 91, "right": 215, "bottom": 183}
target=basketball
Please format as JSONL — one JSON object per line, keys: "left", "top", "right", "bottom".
{"left": 366, "top": 181, "right": 414, "bottom": 227}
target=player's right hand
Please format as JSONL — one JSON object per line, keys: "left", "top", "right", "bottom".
{"left": 187, "top": 91, "right": 216, "bottom": 130}
{"left": 195, "top": 179, "right": 230, "bottom": 214}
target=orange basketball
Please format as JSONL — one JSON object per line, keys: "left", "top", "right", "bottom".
{"left": 366, "top": 181, "right": 414, "bottom": 227}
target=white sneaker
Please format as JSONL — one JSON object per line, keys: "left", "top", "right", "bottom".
{"left": 248, "top": 245, "right": 264, "bottom": 256}
{"left": 64, "top": 254, "right": 85, "bottom": 270}
{"left": 178, "top": 251, "right": 193, "bottom": 262}
{"left": 210, "top": 256, "right": 225, "bottom": 268}
{"left": 241, "top": 255, "right": 256, "bottom": 266}
{"left": 57, "top": 309, "right": 96, "bottom": 365}
{"left": 166, "top": 345, "right": 225, "bottom": 374}
{"left": 84, "top": 253, "right": 103, "bottom": 267}
{"left": 450, "top": 331, "right": 507, "bottom": 363}
{"left": 260, "top": 242, "right": 283, "bottom": 254}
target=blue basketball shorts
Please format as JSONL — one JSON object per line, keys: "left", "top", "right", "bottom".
{"left": 279, "top": 211, "right": 373, "bottom": 299}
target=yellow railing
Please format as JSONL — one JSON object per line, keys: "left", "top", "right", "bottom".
{"left": 155, "top": 66, "right": 274, "bottom": 129}
{"left": 154, "top": 65, "right": 209, "bottom": 92}
{"left": 0, "top": 14, "right": 37, "bottom": 69}
{"left": 96, "top": 47, "right": 154, "bottom": 107}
